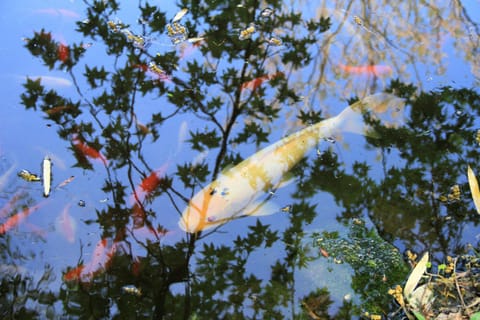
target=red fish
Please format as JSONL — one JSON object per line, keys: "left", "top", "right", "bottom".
{"left": 57, "top": 43, "right": 69, "bottom": 62}
{"left": 130, "top": 163, "right": 169, "bottom": 204}
{"left": 129, "top": 164, "right": 169, "bottom": 228}
{"left": 0, "top": 202, "right": 45, "bottom": 234}
{"left": 338, "top": 63, "right": 393, "bottom": 77}
{"left": 240, "top": 72, "right": 284, "bottom": 92}
{"left": 72, "top": 134, "right": 108, "bottom": 165}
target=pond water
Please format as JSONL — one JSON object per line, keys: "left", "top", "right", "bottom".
{"left": 1, "top": 0, "right": 479, "bottom": 319}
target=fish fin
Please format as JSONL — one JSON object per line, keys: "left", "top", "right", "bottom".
{"left": 341, "top": 93, "right": 405, "bottom": 138}
{"left": 277, "top": 172, "right": 295, "bottom": 189}
{"left": 245, "top": 200, "right": 280, "bottom": 217}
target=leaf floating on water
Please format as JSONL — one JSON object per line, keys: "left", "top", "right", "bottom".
{"left": 18, "top": 169, "right": 41, "bottom": 182}
{"left": 171, "top": 8, "right": 188, "bottom": 23}
{"left": 409, "top": 284, "right": 434, "bottom": 315}
{"left": 404, "top": 251, "right": 429, "bottom": 300}
{"left": 239, "top": 23, "right": 256, "bottom": 40}
{"left": 260, "top": 7, "right": 274, "bottom": 18}
{"left": 467, "top": 165, "right": 480, "bottom": 214}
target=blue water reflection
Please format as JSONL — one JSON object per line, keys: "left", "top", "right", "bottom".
{"left": 1, "top": 0, "right": 479, "bottom": 318}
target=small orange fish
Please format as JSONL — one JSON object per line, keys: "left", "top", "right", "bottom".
{"left": 63, "top": 264, "right": 85, "bottom": 281}
{"left": 57, "top": 176, "right": 75, "bottom": 189}
{"left": 132, "top": 63, "right": 149, "bottom": 72}
{"left": 240, "top": 72, "right": 284, "bottom": 92}
{"left": 0, "top": 202, "right": 45, "bottom": 234}
{"left": 57, "top": 43, "right": 69, "bottom": 62}
{"left": 129, "top": 164, "right": 169, "bottom": 228}
{"left": 337, "top": 63, "right": 392, "bottom": 77}
{"left": 320, "top": 248, "right": 329, "bottom": 258}
{"left": 72, "top": 134, "right": 108, "bottom": 165}
{"left": 131, "top": 163, "right": 169, "bottom": 204}
{"left": 45, "top": 105, "right": 73, "bottom": 115}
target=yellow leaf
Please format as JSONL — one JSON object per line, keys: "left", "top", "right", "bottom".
{"left": 404, "top": 252, "right": 429, "bottom": 299}
{"left": 468, "top": 165, "right": 480, "bottom": 214}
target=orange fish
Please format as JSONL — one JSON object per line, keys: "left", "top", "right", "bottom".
{"left": 0, "top": 191, "right": 23, "bottom": 220}
{"left": 132, "top": 63, "right": 149, "bottom": 72}
{"left": 45, "top": 105, "right": 74, "bottom": 115}
{"left": 72, "top": 134, "right": 108, "bottom": 165}
{"left": 65, "top": 238, "right": 118, "bottom": 282}
{"left": 0, "top": 202, "right": 45, "bottom": 234}
{"left": 63, "top": 264, "right": 85, "bottom": 281}
{"left": 130, "top": 164, "right": 169, "bottom": 204}
{"left": 57, "top": 175, "right": 75, "bottom": 189}
{"left": 57, "top": 43, "right": 69, "bottom": 62}
{"left": 338, "top": 63, "right": 393, "bottom": 77}
{"left": 129, "top": 164, "right": 169, "bottom": 228}
{"left": 240, "top": 72, "right": 284, "bottom": 92}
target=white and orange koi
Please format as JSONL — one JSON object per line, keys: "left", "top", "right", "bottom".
{"left": 178, "top": 93, "right": 405, "bottom": 233}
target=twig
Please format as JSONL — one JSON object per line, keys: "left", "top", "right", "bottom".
{"left": 453, "top": 257, "right": 467, "bottom": 309}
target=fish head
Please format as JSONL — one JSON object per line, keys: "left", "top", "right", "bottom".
{"left": 179, "top": 184, "right": 231, "bottom": 233}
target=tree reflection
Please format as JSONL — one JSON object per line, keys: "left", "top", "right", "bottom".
{"left": 14, "top": 0, "right": 480, "bottom": 318}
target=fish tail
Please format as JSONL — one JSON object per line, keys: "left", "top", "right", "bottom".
{"left": 339, "top": 93, "right": 406, "bottom": 137}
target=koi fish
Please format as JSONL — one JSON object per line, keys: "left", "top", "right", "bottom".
{"left": 0, "top": 202, "right": 45, "bottom": 234}
{"left": 178, "top": 93, "right": 405, "bottom": 233}
{"left": 64, "top": 238, "right": 119, "bottom": 282}
{"left": 63, "top": 264, "right": 85, "bottom": 282}
{"left": 72, "top": 134, "right": 108, "bottom": 165}
{"left": 129, "top": 164, "right": 169, "bottom": 228}
{"left": 56, "top": 176, "right": 75, "bottom": 189}
{"left": 0, "top": 191, "right": 23, "bottom": 220}
{"left": 55, "top": 203, "right": 76, "bottom": 243}
{"left": 338, "top": 64, "right": 393, "bottom": 77}
{"left": 130, "top": 163, "right": 169, "bottom": 204}
{"left": 43, "top": 156, "right": 52, "bottom": 197}
{"left": 45, "top": 105, "right": 73, "bottom": 115}
{"left": 240, "top": 72, "right": 284, "bottom": 92}
{"left": 57, "top": 43, "right": 69, "bottom": 62}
